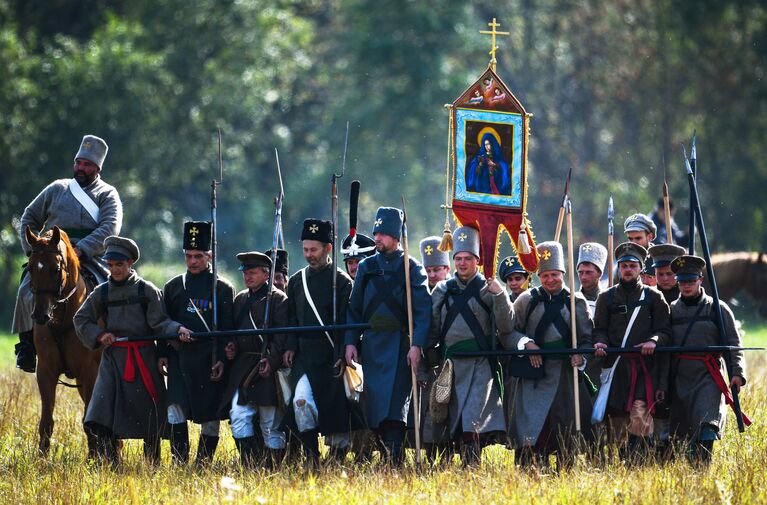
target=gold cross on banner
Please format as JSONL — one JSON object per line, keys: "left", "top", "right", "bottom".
{"left": 542, "top": 249, "right": 552, "bottom": 260}
{"left": 189, "top": 226, "right": 199, "bottom": 236}
{"left": 458, "top": 233, "right": 467, "bottom": 242}
{"left": 424, "top": 245, "right": 434, "bottom": 255}
{"left": 309, "top": 224, "right": 319, "bottom": 233}
{"left": 479, "top": 18, "right": 510, "bottom": 72}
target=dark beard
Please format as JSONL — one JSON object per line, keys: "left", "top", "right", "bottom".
{"left": 74, "top": 171, "right": 97, "bottom": 187}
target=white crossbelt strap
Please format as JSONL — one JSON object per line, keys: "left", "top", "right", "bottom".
{"left": 591, "top": 288, "right": 647, "bottom": 424}
{"left": 68, "top": 179, "right": 100, "bottom": 222}
{"left": 300, "top": 267, "right": 335, "bottom": 348}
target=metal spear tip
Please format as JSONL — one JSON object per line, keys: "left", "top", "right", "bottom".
{"left": 608, "top": 196, "right": 614, "bottom": 220}
{"left": 565, "top": 195, "right": 572, "bottom": 213}
{"left": 681, "top": 143, "right": 693, "bottom": 175}
{"left": 274, "top": 148, "right": 285, "bottom": 196}
{"left": 562, "top": 166, "right": 572, "bottom": 202}
{"left": 691, "top": 130, "right": 697, "bottom": 159}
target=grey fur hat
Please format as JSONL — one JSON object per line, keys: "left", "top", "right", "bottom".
{"left": 537, "top": 241, "right": 565, "bottom": 273}
{"left": 577, "top": 242, "right": 608, "bottom": 273}
{"left": 452, "top": 226, "right": 480, "bottom": 258}
{"left": 74, "top": 135, "right": 108, "bottom": 169}
{"left": 420, "top": 236, "right": 450, "bottom": 267}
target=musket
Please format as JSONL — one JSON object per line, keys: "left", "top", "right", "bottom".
{"left": 210, "top": 129, "right": 224, "bottom": 375}
{"left": 449, "top": 345, "right": 764, "bottom": 358}
{"left": 401, "top": 196, "right": 422, "bottom": 464}
{"left": 607, "top": 196, "right": 614, "bottom": 287}
{"left": 683, "top": 143, "right": 749, "bottom": 432}
{"left": 331, "top": 122, "right": 349, "bottom": 366}
{"left": 260, "top": 148, "right": 285, "bottom": 360}
{"left": 553, "top": 167, "right": 572, "bottom": 242}
{"left": 688, "top": 130, "right": 697, "bottom": 254}
{"left": 565, "top": 196, "right": 581, "bottom": 432}
{"left": 115, "top": 323, "right": 372, "bottom": 343}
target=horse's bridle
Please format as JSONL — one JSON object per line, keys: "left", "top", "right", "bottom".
{"left": 28, "top": 246, "right": 79, "bottom": 309}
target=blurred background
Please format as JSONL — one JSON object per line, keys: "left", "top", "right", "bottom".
{"left": 2, "top": 0, "right": 766, "bottom": 327}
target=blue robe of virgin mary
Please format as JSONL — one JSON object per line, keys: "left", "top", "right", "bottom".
{"left": 465, "top": 133, "right": 511, "bottom": 196}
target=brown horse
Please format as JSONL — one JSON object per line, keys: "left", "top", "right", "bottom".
{"left": 25, "top": 225, "right": 102, "bottom": 455}
{"left": 707, "top": 251, "right": 767, "bottom": 315}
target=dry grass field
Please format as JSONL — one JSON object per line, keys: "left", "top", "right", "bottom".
{"left": 0, "top": 332, "right": 765, "bottom": 505}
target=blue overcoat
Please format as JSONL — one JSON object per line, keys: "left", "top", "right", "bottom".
{"left": 345, "top": 249, "right": 431, "bottom": 429}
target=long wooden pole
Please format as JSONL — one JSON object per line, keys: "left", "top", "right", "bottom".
{"left": 401, "top": 197, "right": 421, "bottom": 464}
{"left": 663, "top": 181, "right": 673, "bottom": 244}
{"left": 565, "top": 197, "right": 581, "bottom": 432}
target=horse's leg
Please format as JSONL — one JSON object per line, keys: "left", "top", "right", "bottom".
{"left": 35, "top": 326, "right": 65, "bottom": 456}
{"left": 36, "top": 362, "right": 58, "bottom": 455}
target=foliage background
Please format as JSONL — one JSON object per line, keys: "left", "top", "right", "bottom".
{"left": 2, "top": 0, "right": 766, "bottom": 325}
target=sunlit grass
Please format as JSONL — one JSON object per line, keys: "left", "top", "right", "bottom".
{"left": 0, "top": 334, "right": 765, "bottom": 503}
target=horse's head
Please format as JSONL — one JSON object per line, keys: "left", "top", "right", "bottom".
{"left": 25, "top": 226, "right": 79, "bottom": 325}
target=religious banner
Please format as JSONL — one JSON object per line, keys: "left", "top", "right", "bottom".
{"left": 442, "top": 20, "right": 539, "bottom": 276}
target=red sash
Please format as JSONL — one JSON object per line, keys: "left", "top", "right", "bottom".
{"left": 112, "top": 341, "right": 159, "bottom": 403}
{"left": 678, "top": 353, "right": 751, "bottom": 426}
{"left": 622, "top": 354, "right": 655, "bottom": 414}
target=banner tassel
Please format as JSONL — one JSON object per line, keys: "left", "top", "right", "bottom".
{"left": 438, "top": 220, "right": 454, "bottom": 252}
{"left": 517, "top": 226, "right": 531, "bottom": 254}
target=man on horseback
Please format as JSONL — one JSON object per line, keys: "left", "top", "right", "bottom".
{"left": 13, "top": 134, "right": 122, "bottom": 373}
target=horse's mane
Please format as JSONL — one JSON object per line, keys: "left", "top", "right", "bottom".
{"left": 38, "top": 228, "right": 81, "bottom": 273}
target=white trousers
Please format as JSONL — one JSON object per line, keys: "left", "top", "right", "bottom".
{"left": 293, "top": 374, "right": 349, "bottom": 449}
{"left": 229, "top": 391, "right": 286, "bottom": 449}
{"left": 167, "top": 403, "right": 220, "bottom": 437}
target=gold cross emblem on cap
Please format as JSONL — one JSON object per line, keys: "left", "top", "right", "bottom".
{"left": 309, "top": 224, "right": 319, "bottom": 233}
{"left": 542, "top": 249, "right": 551, "bottom": 260}
{"left": 189, "top": 226, "right": 199, "bottom": 236}
{"left": 424, "top": 245, "right": 434, "bottom": 255}
{"left": 375, "top": 218, "right": 383, "bottom": 226}
{"left": 83, "top": 141, "right": 92, "bottom": 150}
{"left": 676, "top": 258, "right": 685, "bottom": 267}
{"left": 583, "top": 244, "right": 593, "bottom": 252}
{"left": 458, "top": 233, "right": 467, "bottom": 242}
{"left": 505, "top": 258, "right": 514, "bottom": 267}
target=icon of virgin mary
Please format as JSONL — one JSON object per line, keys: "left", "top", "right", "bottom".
{"left": 465, "top": 129, "right": 511, "bottom": 196}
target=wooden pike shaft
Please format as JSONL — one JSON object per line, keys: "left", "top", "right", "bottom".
{"left": 663, "top": 182, "right": 673, "bottom": 244}
{"left": 401, "top": 198, "right": 422, "bottom": 463}
{"left": 554, "top": 207, "right": 565, "bottom": 243}
{"left": 565, "top": 200, "right": 581, "bottom": 432}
